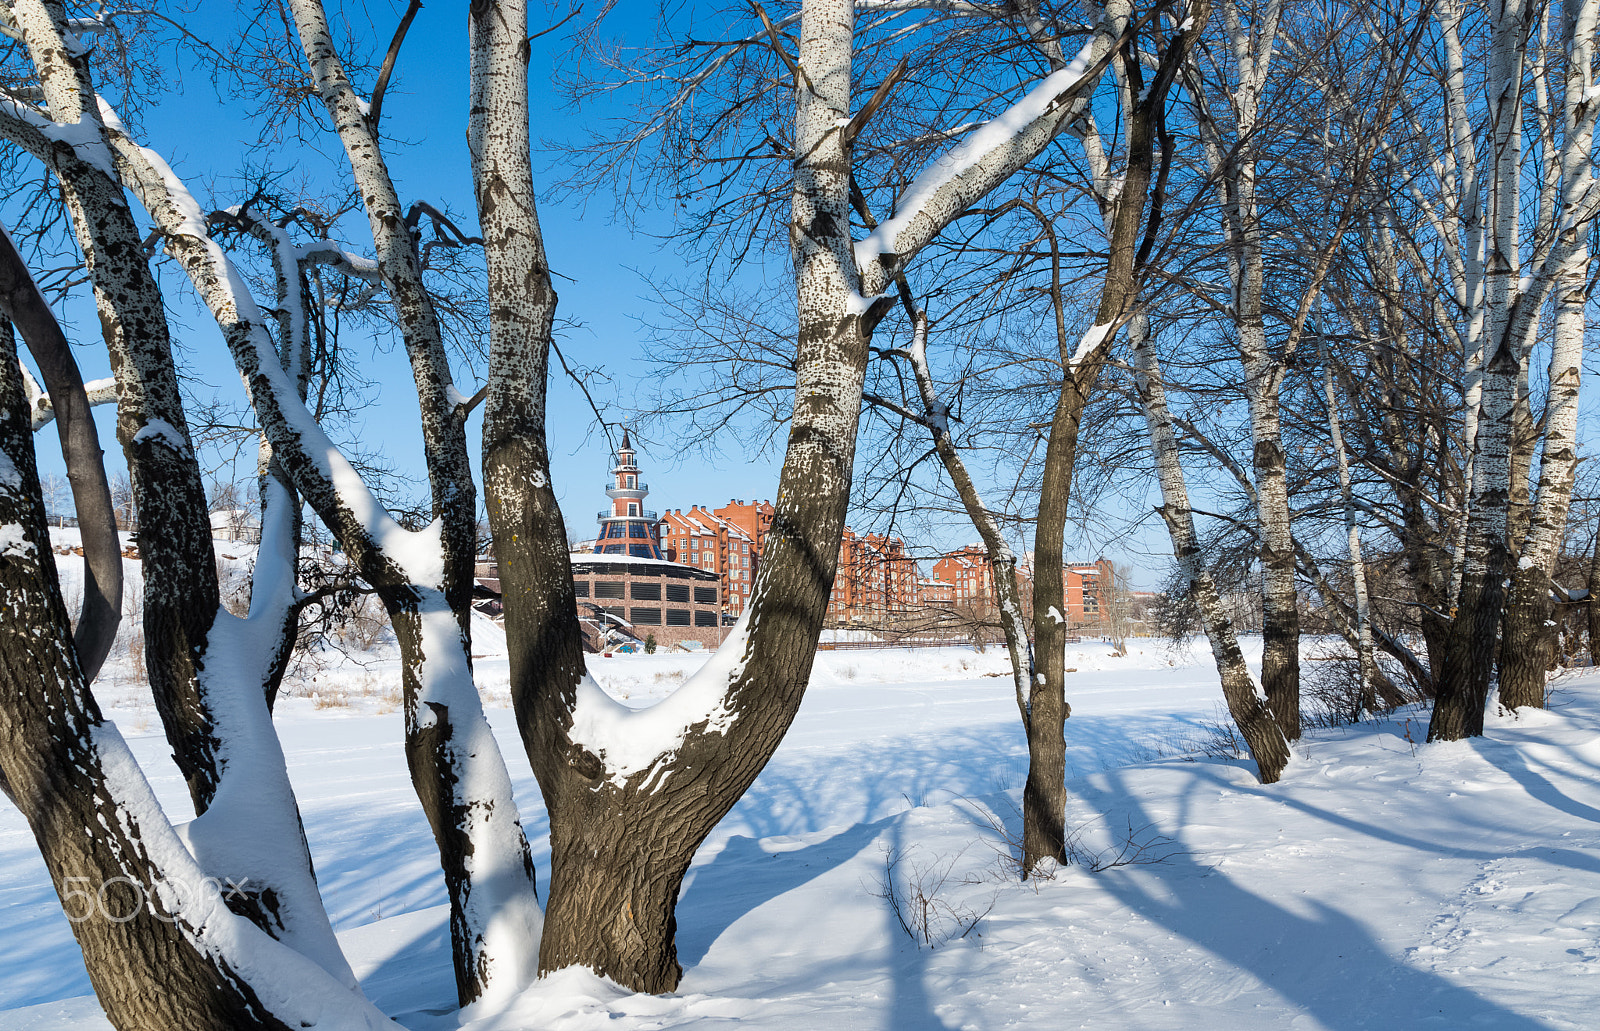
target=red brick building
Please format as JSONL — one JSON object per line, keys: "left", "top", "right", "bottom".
{"left": 924, "top": 546, "right": 1112, "bottom": 630}
{"left": 660, "top": 506, "right": 757, "bottom": 618}
{"left": 931, "top": 544, "right": 995, "bottom": 609}
{"left": 827, "top": 528, "right": 918, "bottom": 623}
{"left": 592, "top": 431, "right": 664, "bottom": 559}
{"left": 1062, "top": 558, "right": 1115, "bottom": 627}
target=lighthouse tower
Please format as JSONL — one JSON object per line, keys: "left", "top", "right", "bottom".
{"left": 594, "top": 430, "right": 664, "bottom": 559}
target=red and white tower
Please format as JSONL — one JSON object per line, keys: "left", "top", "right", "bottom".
{"left": 594, "top": 430, "right": 664, "bottom": 559}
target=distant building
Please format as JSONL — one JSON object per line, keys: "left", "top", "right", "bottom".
{"left": 576, "top": 432, "right": 729, "bottom": 648}
{"left": 828, "top": 528, "right": 918, "bottom": 623}
{"left": 924, "top": 546, "right": 1113, "bottom": 631}
{"left": 570, "top": 553, "right": 724, "bottom": 651}
{"left": 931, "top": 544, "right": 995, "bottom": 611}
{"left": 660, "top": 505, "right": 756, "bottom": 619}
{"left": 209, "top": 507, "right": 261, "bottom": 544}
{"left": 592, "top": 430, "right": 664, "bottom": 559}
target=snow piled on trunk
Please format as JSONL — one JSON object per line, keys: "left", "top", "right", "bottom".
{"left": 5, "top": 641, "right": 1600, "bottom": 1031}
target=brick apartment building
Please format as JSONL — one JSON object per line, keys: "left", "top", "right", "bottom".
{"left": 660, "top": 505, "right": 758, "bottom": 618}
{"left": 925, "top": 546, "right": 1114, "bottom": 631}
{"left": 828, "top": 528, "right": 918, "bottom": 622}
{"left": 931, "top": 545, "right": 996, "bottom": 609}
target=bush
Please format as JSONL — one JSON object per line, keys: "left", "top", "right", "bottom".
{"left": 644, "top": 633, "right": 657, "bottom": 654}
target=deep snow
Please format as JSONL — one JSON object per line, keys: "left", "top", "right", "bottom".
{"left": 2, "top": 605, "right": 1597, "bottom": 1029}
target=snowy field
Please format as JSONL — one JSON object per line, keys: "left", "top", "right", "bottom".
{"left": 3, "top": 620, "right": 1599, "bottom": 1030}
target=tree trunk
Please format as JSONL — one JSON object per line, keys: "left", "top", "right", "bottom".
{"left": 1131, "top": 312, "right": 1289, "bottom": 781}
{"left": 1430, "top": 340, "right": 1517, "bottom": 739}
{"left": 1240, "top": 332, "right": 1301, "bottom": 739}
{"left": 0, "top": 226, "right": 121, "bottom": 679}
{"left": 1320, "top": 339, "right": 1378, "bottom": 713}
{"left": 1498, "top": 244, "right": 1585, "bottom": 709}
{"left": 0, "top": 318, "right": 394, "bottom": 1031}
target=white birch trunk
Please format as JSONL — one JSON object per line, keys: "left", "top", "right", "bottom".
{"left": 1129, "top": 311, "right": 1290, "bottom": 781}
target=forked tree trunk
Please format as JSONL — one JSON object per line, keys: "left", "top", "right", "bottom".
{"left": 1131, "top": 312, "right": 1289, "bottom": 781}
{"left": 0, "top": 226, "right": 121, "bottom": 679}
{"left": 479, "top": 0, "right": 876, "bottom": 988}
{"left": 0, "top": 6, "right": 366, "bottom": 986}
{"left": 1431, "top": 339, "right": 1518, "bottom": 740}
{"left": 0, "top": 322, "right": 396, "bottom": 1031}
{"left": 1019, "top": 4, "right": 1201, "bottom": 872}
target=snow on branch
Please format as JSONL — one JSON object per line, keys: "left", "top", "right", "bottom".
{"left": 567, "top": 611, "right": 756, "bottom": 790}
{"left": 853, "top": 35, "right": 1105, "bottom": 293}
{"left": 92, "top": 97, "right": 446, "bottom": 587}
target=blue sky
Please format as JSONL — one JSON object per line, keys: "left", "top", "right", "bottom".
{"left": 27, "top": 0, "right": 791, "bottom": 544}
{"left": 10, "top": 0, "right": 1183, "bottom": 585}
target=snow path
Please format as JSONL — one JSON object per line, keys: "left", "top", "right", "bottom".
{"left": 3, "top": 640, "right": 1599, "bottom": 1030}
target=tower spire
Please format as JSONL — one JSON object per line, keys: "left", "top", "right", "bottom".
{"left": 595, "top": 430, "right": 661, "bottom": 558}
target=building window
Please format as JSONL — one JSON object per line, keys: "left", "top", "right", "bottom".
{"left": 694, "top": 610, "right": 717, "bottom": 627}
{"left": 629, "top": 522, "right": 648, "bottom": 538}
{"left": 573, "top": 581, "right": 590, "bottom": 597}
{"left": 628, "top": 503, "right": 639, "bottom": 516}
{"left": 627, "top": 475, "right": 636, "bottom": 488}
{"left": 632, "top": 581, "right": 661, "bottom": 601}
{"left": 629, "top": 544, "right": 653, "bottom": 558}
{"left": 666, "top": 583, "right": 690, "bottom": 602}
{"left": 594, "top": 581, "right": 625, "bottom": 599}
{"left": 666, "top": 609, "right": 691, "bottom": 626}
{"left": 631, "top": 607, "right": 662, "bottom": 625}
{"left": 606, "top": 523, "right": 626, "bottom": 538}
{"left": 694, "top": 586, "right": 718, "bottom": 604}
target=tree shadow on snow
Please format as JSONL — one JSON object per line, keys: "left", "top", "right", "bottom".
{"left": 675, "top": 816, "right": 892, "bottom": 968}
{"left": 1069, "top": 768, "right": 1563, "bottom": 1031}
{"left": 1468, "top": 736, "right": 1600, "bottom": 829}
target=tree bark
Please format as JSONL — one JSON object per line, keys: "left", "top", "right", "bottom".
{"left": 1131, "top": 312, "right": 1289, "bottom": 781}
{"left": 0, "top": 223, "right": 120, "bottom": 679}
{"left": 0, "top": 313, "right": 394, "bottom": 1031}
{"left": 1498, "top": 244, "right": 1585, "bottom": 709}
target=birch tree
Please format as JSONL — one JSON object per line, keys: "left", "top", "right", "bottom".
{"left": 1417, "top": 0, "right": 1600, "bottom": 737}
{"left": 0, "top": 0, "right": 540, "bottom": 1013}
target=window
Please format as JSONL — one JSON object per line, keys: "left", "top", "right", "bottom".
{"left": 631, "top": 607, "right": 661, "bottom": 625}
{"left": 627, "top": 475, "right": 636, "bottom": 488}
{"left": 631, "top": 581, "right": 661, "bottom": 600}
{"left": 594, "top": 581, "right": 625, "bottom": 599}
{"left": 573, "top": 581, "right": 590, "bottom": 597}
{"left": 629, "top": 522, "right": 648, "bottom": 538}
{"left": 628, "top": 503, "right": 639, "bottom": 516}
{"left": 605, "top": 523, "right": 626, "bottom": 538}
{"left": 694, "top": 610, "right": 717, "bottom": 626}
{"left": 629, "top": 544, "right": 653, "bottom": 558}
{"left": 666, "top": 609, "right": 691, "bottom": 626}
{"left": 694, "top": 586, "right": 718, "bottom": 604}
{"left": 666, "top": 583, "right": 690, "bottom": 602}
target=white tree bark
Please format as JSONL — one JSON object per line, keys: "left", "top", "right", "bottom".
{"left": 1129, "top": 310, "right": 1290, "bottom": 780}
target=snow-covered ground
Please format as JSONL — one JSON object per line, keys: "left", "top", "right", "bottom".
{"left": 3, "top": 613, "right": 1598, "bottom": 1030}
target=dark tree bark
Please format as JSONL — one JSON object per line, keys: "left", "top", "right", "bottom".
{"left": 0, "top": 225, "right": 120, "bottom": 678}
{"left": 0, "top": 314, "right": 395, "bottom": 1031}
